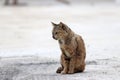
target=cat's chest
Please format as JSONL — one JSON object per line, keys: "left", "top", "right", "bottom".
{"left": 59, "top": 40, "right": 72, "bottom": 57}
{"left": 59, "top": 39, "right": 67, "bottom": 48}
{"left": 61, "top": 49, "right": 70, "bottom": 58}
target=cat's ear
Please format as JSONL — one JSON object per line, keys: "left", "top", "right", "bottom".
{"left": 51, "top": 22, "right": 57, "bottom": 27}
{"left": 59, "top": 22, "right": 67, "bottom": 30}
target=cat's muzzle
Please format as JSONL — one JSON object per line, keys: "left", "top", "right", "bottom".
{"left": 52, "top": 35, "right": 57, "bottom": 40}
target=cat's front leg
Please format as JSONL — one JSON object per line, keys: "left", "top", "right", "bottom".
{"left": 68, "top": 56, "right": 75, "bottom": 74}
{"left": 61, "top": 59, "right": 69, "bottom": 74}
{"left": 60, "top": 56, "right": 69, "bottom": 74}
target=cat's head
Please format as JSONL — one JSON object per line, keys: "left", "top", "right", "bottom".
{"left": 51, "top": 22, "right": 69, "bottom": 40}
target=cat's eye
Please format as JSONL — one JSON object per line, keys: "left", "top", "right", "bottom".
{"left": 55, "top": 32, "right": 58, "bottom": 34}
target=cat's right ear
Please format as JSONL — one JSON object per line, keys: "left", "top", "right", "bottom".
{"left": 51, "top": 22, "right": 57, "bottom": 27}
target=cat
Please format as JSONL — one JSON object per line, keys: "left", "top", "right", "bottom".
{"left": 52, "top": 22, "right": 86, "bottom": 74}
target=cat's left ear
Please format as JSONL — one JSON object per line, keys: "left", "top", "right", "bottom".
{"left": 59, "top": 22, "right": 67, "bottom": 30}
{"left": 51, "top": 22, "right": 58, "bottom": 27}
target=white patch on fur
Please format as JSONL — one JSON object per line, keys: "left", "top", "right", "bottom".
{"left": 64, "top": 50, "right": 71, "bottom": 57}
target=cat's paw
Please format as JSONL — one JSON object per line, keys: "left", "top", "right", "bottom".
{"left": 56, "top": 67, "right": 63, "bottom": 73}
{"left": 61, "top": 71, "right": 67, "bottom": 74}
{"left": 68, "top": 70, "right": 74, "bottom": 74}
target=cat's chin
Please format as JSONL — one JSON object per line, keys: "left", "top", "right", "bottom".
{"left": 53, "top": 38, "right": 58, "bottom": 40}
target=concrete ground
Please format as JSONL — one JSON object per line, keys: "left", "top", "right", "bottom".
{"left": 0, "top": 57, "right": 120, "bottom": 80}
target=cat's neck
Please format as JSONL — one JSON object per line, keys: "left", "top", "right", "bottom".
{"left": 58, "top": 32, "right": 75, "bottom": 45}
{"left": 59, "top": 39, "right": 65, "bottom": 44}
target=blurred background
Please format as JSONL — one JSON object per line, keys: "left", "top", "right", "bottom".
{"left": 0, "top": 0, "right": 119, "bottom": 6}
{"left": 0, "top": 0, "right": 120, "bottom": 60}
